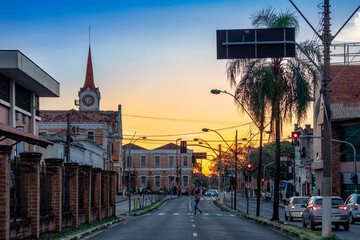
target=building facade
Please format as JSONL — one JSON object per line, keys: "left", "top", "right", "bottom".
{"left": 39, "top": 46, "right": 123, "bottom": 189}
{"left": 313, "top": 63, "right": 360, "bottom": 199}
{"left": 122, "top": 143, "right": 194, "bottom": 193}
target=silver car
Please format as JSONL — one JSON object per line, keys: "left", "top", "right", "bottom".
{"left": 345, "top": 193, "right": 360, "bottom": 224}
{"left": 284, "top": 196, "right": 310, "bottom": 221}
{"left": 301, "top": 196, "right": 350, "bottom": 231}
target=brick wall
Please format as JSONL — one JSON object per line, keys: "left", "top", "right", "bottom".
{"left": 20, "top": 152, "right": 42, "bottom": 239}
{"left": 0, "top": 145, "right": 11, "bottom": 240}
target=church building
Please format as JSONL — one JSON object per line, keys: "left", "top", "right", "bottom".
{"left": 39, "top": 46, "right": 123, "bottom": 191}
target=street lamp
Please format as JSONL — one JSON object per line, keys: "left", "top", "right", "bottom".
{"left": 211, "top": 88, "right": 265, "bottom": 217}
{"left": 175, "top": 138, "right": 182, "bottom": 195}
{"left": 200, "top": 129, "right": 234, "bottom": 209}
{"left": 128, "top": 136, "right": 146, "bottom": 213}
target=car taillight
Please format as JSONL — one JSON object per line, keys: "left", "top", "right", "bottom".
{"left": 312, "top": 206, "right": 322, "bottom": 211}
{"left": 291, "top": 205, "right": 295, "bottom": 209}
{"left": 355, "top": 203, "right": 358, "bottom": 211}
{"left": 338, "top": 206, "right": 348, "bottom": 211}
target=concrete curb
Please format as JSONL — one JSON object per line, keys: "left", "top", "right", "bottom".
{"left": 119, "top": 197, "right": 170, "bottom": 216}
{"left": 59, "top": 218, "right": 125, "bottom": 240}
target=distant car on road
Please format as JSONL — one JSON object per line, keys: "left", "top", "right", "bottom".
{"left": 302, "top": 196, "right": 350, "bottom": 231}
{"left": 345, "top": 193, "right": 360, "bottom": 224}
{"left": 205, "top": 190, "right": 218, "bottom": 197}
{"left": 284, "top": 196, "right": 310, "bottom": 221}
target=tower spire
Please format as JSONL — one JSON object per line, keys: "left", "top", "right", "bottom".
{"left": 81, "top": 45, "right": 96, "bottom": 92}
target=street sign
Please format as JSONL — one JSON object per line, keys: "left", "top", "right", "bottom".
{"left": 245, "top": 182, "right": 252, "bottom": 189}
{"left": 268, "top": 177, "right": 273, "bottom": 181}
{"left": 193, "top": 152, "right": 207, "bottom": 159}
{"left": 292, "top": 181, "right": 297, "bottom": 186}
{"left": 306, "top": 172, "right": 312, "bottom": 180}
{"left": 217, "top": 28, "right": 295, "bottom": 59}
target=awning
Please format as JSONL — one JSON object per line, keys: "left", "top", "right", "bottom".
{"left": 0, "top": 122, "right": 53, "bottom": 148}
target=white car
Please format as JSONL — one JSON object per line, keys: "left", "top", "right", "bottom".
{"left": 284, "top": 196, "right": 310, "bottom": 221}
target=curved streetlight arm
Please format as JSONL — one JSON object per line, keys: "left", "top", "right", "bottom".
{"left": 301, "top": 135, "right": 357, "bottom": 192}
{"left": 216, "top": 90, "right": 261, "bottom": 130}
{"left": 194, "top": 138, "right": 220, "bottom": 157}
{"left": 203, "top": 128, "right": 232, "bottom": 151}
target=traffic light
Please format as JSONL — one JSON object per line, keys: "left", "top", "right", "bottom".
{"left": 180, "top": 141, "right": 187, "bottom": 153}
{"left": 292, "top": 131, "right": 301, "bottom": 146}
{"left": 351, "top": 174, "right": 358, "bottom": 185}
{"left": 261, "top": 178, "right": 265, "bottom": 186}
{"left": 312, "top": 174, "right": 316, "bottom": 190}
{"left": 301, "top": 147, "right": 307, "bottom": 158}
{"left": 247, "top": 163, "right": 252, "bottom": 169}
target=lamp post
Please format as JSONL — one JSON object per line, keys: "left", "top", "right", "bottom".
{"left": 128, "top": 136, "right": 146, "bottom": 213}
{"left": 200, "top": 129, "right": 234, "bottom": 209}
{"left": 211, "top": 89, "right": 265, "bottom": 217}
{"left": 175, "top": 138, "right": 182, "bottom": 195}
{"left": 191, "top": 142, "right": 234, "bottom": 205}
{"left": 194, "top": 138, "right": 222, "bottom": 195}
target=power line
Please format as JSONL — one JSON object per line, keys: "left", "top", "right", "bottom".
{"left": 123, "top": 113, "right": 246, "bottom": 125}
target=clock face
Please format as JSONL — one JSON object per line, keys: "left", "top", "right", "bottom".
{"left": 82, "top": 94, "right": 95, "bottom": 107}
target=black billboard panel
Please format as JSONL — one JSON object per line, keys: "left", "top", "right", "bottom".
{"left": 217, "top": 28, "right": 295, "bottom": 59}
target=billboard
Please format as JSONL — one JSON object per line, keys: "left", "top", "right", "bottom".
{"left": 217, "top": 28, "right": 295, "bottom": 59}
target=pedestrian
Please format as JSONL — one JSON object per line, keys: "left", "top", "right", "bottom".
{"left": 186, "top": 188, "right": 189, "bottom": 196}
{"left": 178, "top": 186, "right": 181, "bottom": 196}
{"left": 194, "top": 191, "right": 202, "bottom": 215}
{"left": 139, "top": 186, "right": 143, "bottom": 196}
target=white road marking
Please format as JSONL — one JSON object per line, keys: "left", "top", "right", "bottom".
{"left": 217, "top": 214, "right": 223, "bottom": 216}
{"left": 191, "top": 219, "right": 194, "bottom": 222}
{"left": 173, "top": 213, "right": 179, "bottom": 215}
{"left": 229, "top": 214, "right": 235, "bottom": 217}
{"left": 145, "top": 213, "right": 151, "bottom": 216}
{"left": 158, "top": 213, "right": 165, "bottom": 215}
{"left": 188, "top": 200, "right": 192, "bottom": 211}
{"left": 158, "top": 201, "right": 168, "bottom": 209}
{"left": 192, "top": 224, "right": 195, "bottom": 227}
{"left": 188, "top": 213, "right": 192, "bottom": 215}
{"left": 203, "top": 213, "right": 209, "bottom": 216}
{"left": 193, "top": 233, "right": 198, "bottom": 237}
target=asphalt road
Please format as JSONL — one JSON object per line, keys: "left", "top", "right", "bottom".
{"left": 90, "top": 196, "right": 289, "bottom": 240}
{"left": 235, "top": 198, "right": 360, "bottom": 240}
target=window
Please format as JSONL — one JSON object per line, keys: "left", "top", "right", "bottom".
{"left": 141, "top": 176, "right": 146, "bottom": 188}
{"left": 183, "top": 156, "right": 188, "bottom": 167}
{"left": 154, "top": 156, "right": 160, "bottom": 168}
{"left": 155, "top": 176, "right": 160, "bottom": 188}
{"left": 126, "top": 156, "right": 132, "bottom": 167}
{"left": 168, "top": 156, "right": 174, "bottom": 168}
{"left": 87, "top": 131, "right": 95, "bottom": 141}
{"left": 183, "top": 176, "right": 189, "bottom": 188}
{"left": 341, "top": 125, "right": 360, "bottom": 162}
{"left": 15, "top": 83, "right": 31, "bottom": 112}
{"left": 35, "top": 95, "right": 39, "bottom": 116}
{"left": 0, "top": 75, "right": 10, "bottom": 102}
{"left": 140, "top": 156, "right": 146, "bottom": 167}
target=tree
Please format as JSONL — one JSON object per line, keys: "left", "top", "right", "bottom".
{"left": 225, "top": 7, "right": 319, "bottom": 220}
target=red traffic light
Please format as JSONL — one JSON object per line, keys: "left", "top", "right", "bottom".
{"left": 261, "top": 178, "right": 265, "bottom": 182}
{"left": 247, "top": 163, "right": 252, "bottom": 169}
{"left": 292, "top": 131, "right": 300, "bottom": 139}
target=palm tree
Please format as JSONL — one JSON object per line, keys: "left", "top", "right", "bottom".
{"left": 226, "top": 7, "right": 320, "bottom": 220}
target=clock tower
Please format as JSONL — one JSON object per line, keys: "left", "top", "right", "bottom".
{"left": 78, "top": 46, "right": 101, "bottom": 111}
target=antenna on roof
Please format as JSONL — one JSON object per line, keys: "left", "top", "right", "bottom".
{"left": 89, "top": 26, "right": 91, "bottom": 47}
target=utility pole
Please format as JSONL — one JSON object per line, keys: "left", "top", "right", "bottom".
{"left": 66, "top": 113, "right": 71, "bottom": 163}
{"left": 218, "top": 144, "right": 222, "bottom": 202}
{"left": 321, "top": 0, "right": 332, "bottom": 237}
{"left": 234, "top": 130, "right": 238, "bottom": 210}
{"left": 256, "top": 115, "right": 264, "bottom": 217}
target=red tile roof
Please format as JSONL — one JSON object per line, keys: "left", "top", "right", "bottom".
{"left": 122, "top": 143, "right": 147, "bottom": 150}
{"left": 40, "top": 109, "right": 119, "bottom": 131}
{"left": 154, "top": 143, "right": 179, "bottom": 150}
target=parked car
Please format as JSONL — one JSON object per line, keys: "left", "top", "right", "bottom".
{"left": 302, "top": 196, "right": 350, "bottom": 230}
{"left": 345, "top": 193, "right": 360, "bottom": 224}
{"left": 284, "top": 196, "right": 310, "bottom": 221}
{"left": 205, "top": 190, "right": 218, "bottom": 197}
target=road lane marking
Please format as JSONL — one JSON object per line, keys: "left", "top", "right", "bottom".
{"left": 217, "top": 214, "right": 223, "bottom": 216}
{"left": 188, "top": 213, "right": 192, "bottom": 215}
{"left": 189, "top": 200, "right": 192, "bottom": 211}
{"left": 158, "top": 213, "right": 165, "bottom": 215}
{"left": 145, "top": 213, "right": 151, "bottom": 216}
{"left": 229, "top": 214, "right": 235, "bottom": 216}
{"left": 173, "top": 213, "right": 179, "bottom": 215}
{"left": 193, "top": 233, "right": 198, "bottom": 237}
{"left": 192, "top": 224, "right": 195, "bottom": 227}
{"left": 203, "top": 213, "right": 209, "bottom": 215}
{"left": 191, "top": 219, "right": 194, "bottom": 222}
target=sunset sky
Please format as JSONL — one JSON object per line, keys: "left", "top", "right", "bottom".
{"left": 1, "top": 0, "right": 359, "bottom": 175}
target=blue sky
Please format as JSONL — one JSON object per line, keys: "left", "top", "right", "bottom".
{"left": 1, "top": 0, "right": 359, "bottom": 149}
